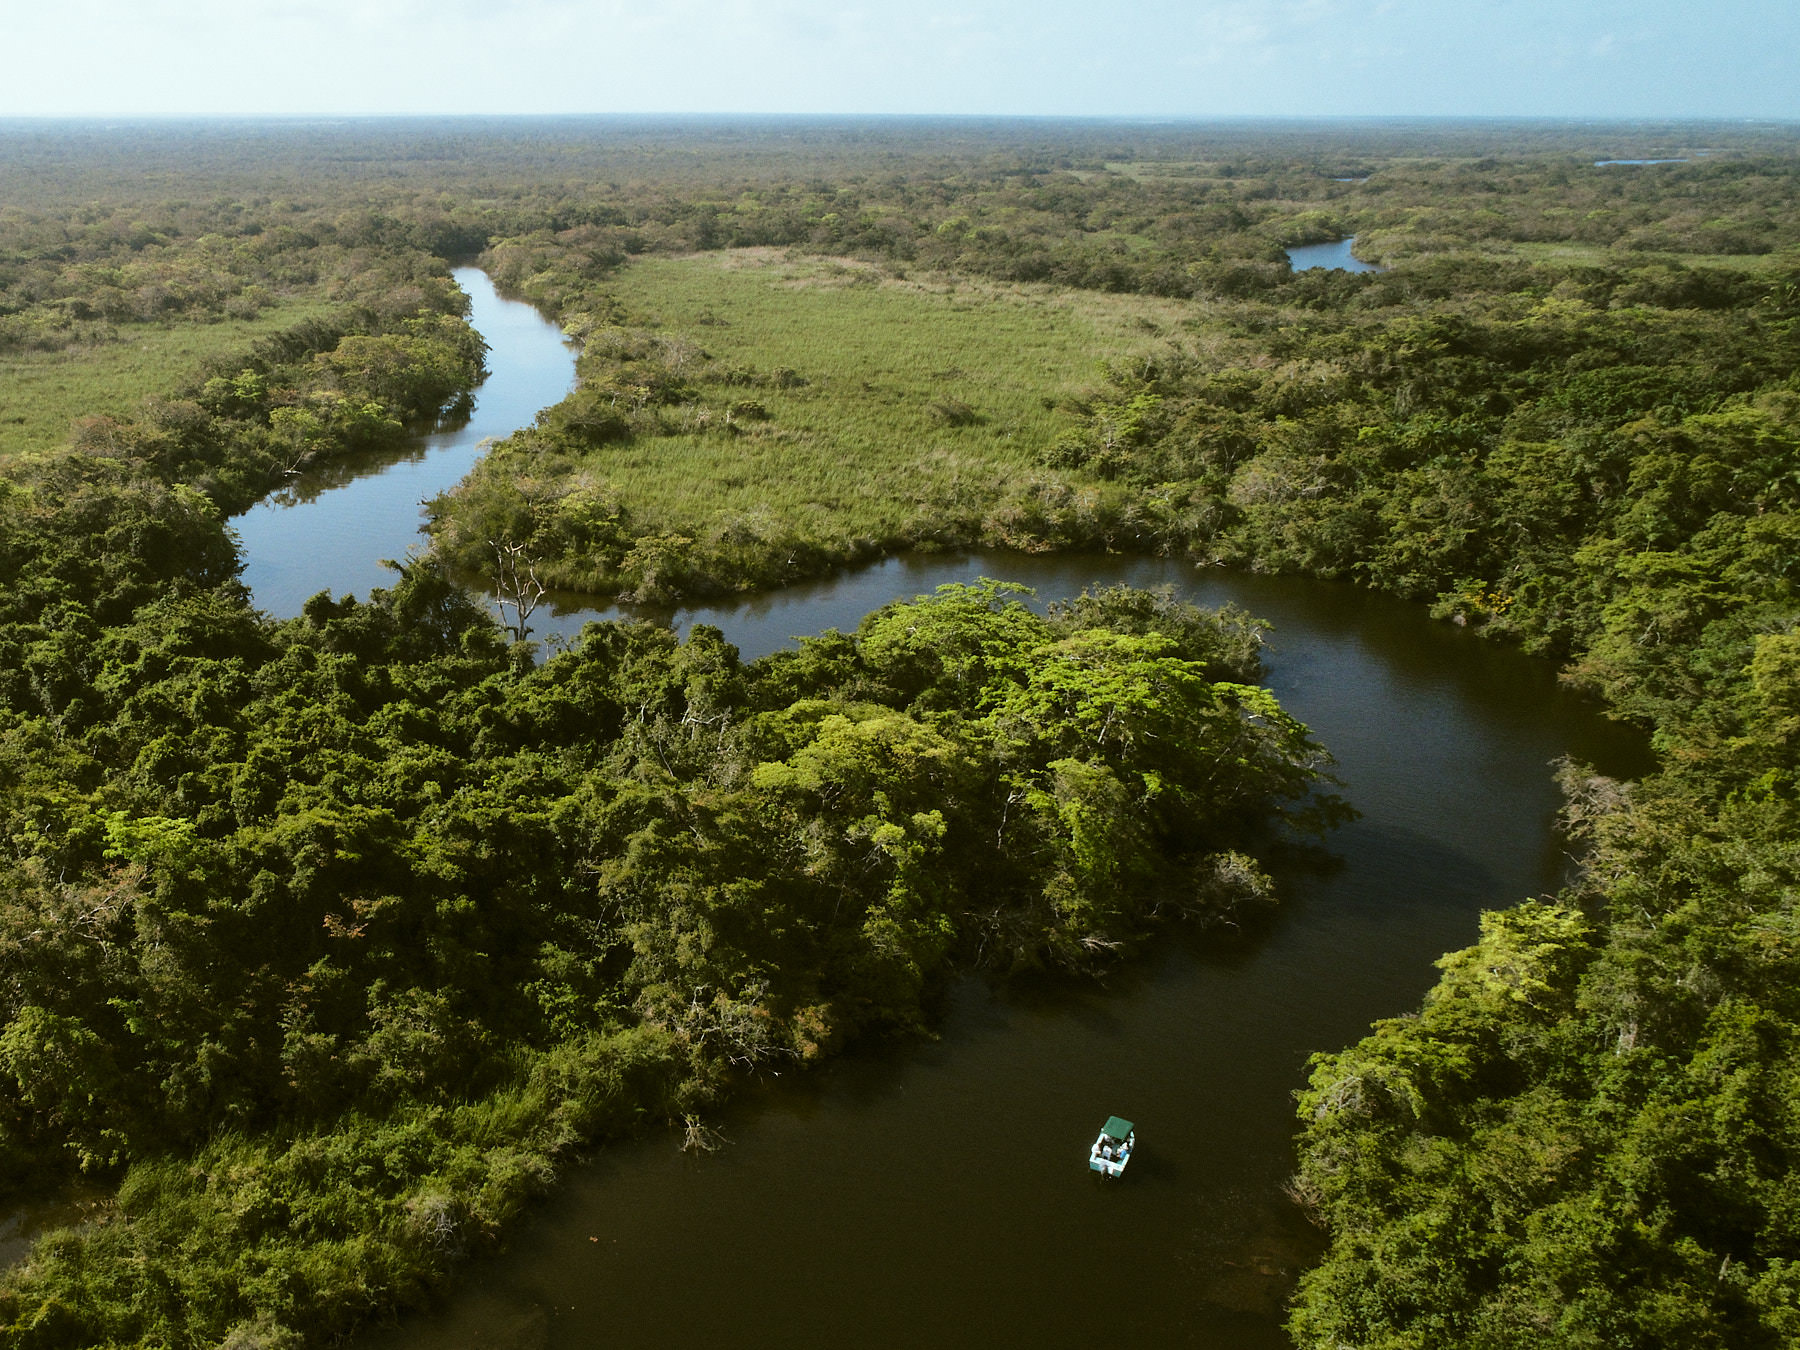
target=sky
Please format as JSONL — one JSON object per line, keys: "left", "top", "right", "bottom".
{"left": 3, "top": 0, "right": 1796, "bottom": 120}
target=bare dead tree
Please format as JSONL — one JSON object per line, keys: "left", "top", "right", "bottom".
{"left": 681, "top": 1114, "right": 726, "bottom": 1154}
{"left": 491, "top": 538, "right": 548, "bottom": 642}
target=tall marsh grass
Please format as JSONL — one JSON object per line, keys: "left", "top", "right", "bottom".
{"left": 459, "top": 250, "right": 1189, "bottom": 592}
{"left": 0, "top": 301, "right": 337, "bottom": 459}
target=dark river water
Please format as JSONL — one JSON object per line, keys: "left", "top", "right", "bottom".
{"left": 236, "top": 273, "right": 1646, "bottom": 1349}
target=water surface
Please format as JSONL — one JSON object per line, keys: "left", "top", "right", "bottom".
{"left": 370, "top": 559, "right": 1647, "bottom": 1350}
{"left": 232, "top": 268, "right": 577, "bottom": 616}
{"left": 232, "top": 276, "right": 1646, "bottom": 1349}
{"left": 1284, "top": 237, "right": 1383, "bottom": 273}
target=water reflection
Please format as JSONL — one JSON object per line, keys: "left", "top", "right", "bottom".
{"left": 258, "top": 400, "right": 482, "bottom": 509}
{"left": 366, "top": 556, "right": 1648, "bottom": 1350}
{"left": 225, "top": 269, "right": 1652, "bottom": 1350}
{"left": 1284, "top": 237, "right": 1383, "bottom": 273}
{"left": 233, "top": 269, "right": 577, "bottom": 617}
{"left": 0, "top": 1184, "right": 111, "bottom": 1271}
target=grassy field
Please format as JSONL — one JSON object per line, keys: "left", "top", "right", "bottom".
{"left": 1500, "top": 241, "right": 1794, "bottom": 270}
{"left": 0, "top": 301, "right": 337, "bottom": 458}
{"left": 573, "top": 250, "right": 1187, "bottom": 542}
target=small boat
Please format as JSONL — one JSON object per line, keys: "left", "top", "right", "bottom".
{"left": 1088, "top": 1116, "right": 1135, "bottom": 1178}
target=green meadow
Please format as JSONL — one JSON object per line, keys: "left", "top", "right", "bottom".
{"left": 578, "top": 250, "right": 1185, "bottom": 540}
{"left": 0, "top": 301, "right": 336, "bottom": 458}
{"left": 1501, "top": 240, "right": 1793, "bottom": 269}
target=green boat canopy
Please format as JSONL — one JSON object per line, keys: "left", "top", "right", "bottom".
{"left": 1101, "top": 1116, "right": 1134, "bottom": 1140}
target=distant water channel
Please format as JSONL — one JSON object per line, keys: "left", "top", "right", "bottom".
{"left": 235, "top": 272, "right": 1647, "bottom": 1349}
{"left": 232, "top": 268, "right": 578, "bottom": 616}
{"left": 1284, "top": 237, "right": 1383, "bottom": 273}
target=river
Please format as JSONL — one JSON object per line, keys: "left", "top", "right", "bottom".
{"left": 236, "top": 272, "right": 1646, "bottom": 1349}
{"left": 232, "top": 268, "right": 579, "bottom": 618}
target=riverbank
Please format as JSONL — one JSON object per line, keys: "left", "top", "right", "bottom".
{"left": 226, "top": 279, "right": 1645, "bottom": 1349}
{"left": 405, "top": 230, "right": 1800, "bottom": 1345}
{"left": 425, "top": 250, "right": 1190, "bottom": 603}
{"left": 6, "top": 124, "right": 1800, "bottom": 1349}
{"left": 233, "top": 269, "right": 576, "bottom": 618}
{"left": 363, "top": 560, "right": 1647, "bottom": 1350}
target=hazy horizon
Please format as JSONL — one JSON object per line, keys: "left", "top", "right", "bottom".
{"left": 4, "top": 112, "right": 1796, "bottom": 126}
{"left": 6, "top": 1, "right": 1796, "bottom": 122}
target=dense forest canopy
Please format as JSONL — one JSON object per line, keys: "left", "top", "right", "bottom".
{"left": 0, "top": 116, "right": 1798, "bottom": 1347}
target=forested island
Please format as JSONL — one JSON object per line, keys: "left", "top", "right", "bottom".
{"left": 1, "top": 117, "right": 1798, "bottom": 1347}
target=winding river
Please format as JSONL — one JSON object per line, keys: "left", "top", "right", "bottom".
{"left": 237, "top": 274, "right": 1647, "bottom": 1349}
{"left": 233, "top": 269, "right": 579, "bottom": 618}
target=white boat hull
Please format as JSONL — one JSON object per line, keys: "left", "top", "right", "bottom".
{"left": 1088, "top": 1130, "right": 1134, "bottom": 1177}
